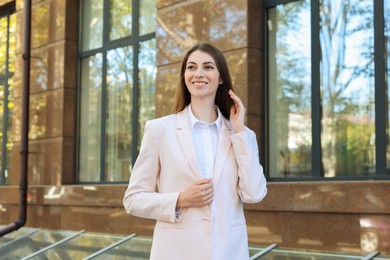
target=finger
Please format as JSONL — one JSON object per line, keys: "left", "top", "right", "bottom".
{"left": 194, "top": 179, "right": 212, "bottom": 186}
{"left": 230, "top": 104, "right": 237, "bottom": 114}
{"left": 229, "top": 90, "right": 241, "bottom": 103}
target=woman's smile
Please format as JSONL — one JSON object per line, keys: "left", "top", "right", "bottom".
{"left": 185, "top": 50, "right": 221, "bottom": 100}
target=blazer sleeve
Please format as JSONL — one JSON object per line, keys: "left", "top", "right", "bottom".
{"left": 123, "top": 120, "right": 182, "bottom": 223}
{"left": 230, "top": 128, "right": 267, "bottom": 203}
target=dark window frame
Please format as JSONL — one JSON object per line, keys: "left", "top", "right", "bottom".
{"left": 0, "top": 1, "right": 15, "bottom": 185}
{"left": 76, "top": 0, "right": 156, "bottom": 184}
{"left": 264, "top": 0, "right": 389, "bottom": 181}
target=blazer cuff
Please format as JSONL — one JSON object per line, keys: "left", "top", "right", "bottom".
{"left": 230, "top": 129, "right": 250, "bottom": 156}
{"left": 157, "top": 192, "right": 182, "bottom": 223}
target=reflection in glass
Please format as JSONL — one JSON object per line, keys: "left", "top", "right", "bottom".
{"left": 268, "top": 0, "right": 312, "bottom": 178}
{"left": 0, "top": 11, "right": 15, "bottom": 184}
{"left": 81, "top": 0, "right": 103, "bottom": 51}
{"left": 110, "top": 0, "right": 132, "bottom": 40}
{"left": 6, "top": 78, "right": 14, "bottom": 184}
{"left": 138, "top": 39, "right": 156, "bottom": 148}
{"left": 78, "top": 1, "right": 156, "bottom": 183}
{"left": 0, "top": 84, "right": 3, "bottom": 178}
{"left": 140, "top": 0, "right": 156, "bottom": 36}
{"left": 320, "top": 0, "right": 375, "bottom": 177}
{"left": 0, "top": 229, "right": 80, "bottom": 258}
{"left": 0, "top": 16, "right": 7, "bottom": 74}
{"left": 106, "top": 47, "right": 133, "bottom": 182}
{"left": 79, "top": 54, "right": 103, "bottom": 182}
{"left": 95, "top": 237, "right": 152, "bottom": 259}
{"left": 40, "top": 232, "right": 122, "bottom": 259}
{"left": 8, "top": 13, "right": 15, "bottom": 73}
{"left": 386, "top": 0, "right": 390, "bottom": 172}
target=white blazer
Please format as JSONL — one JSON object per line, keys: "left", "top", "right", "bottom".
{"left": 123, "top": 107, "right": 267, "bottom": 260}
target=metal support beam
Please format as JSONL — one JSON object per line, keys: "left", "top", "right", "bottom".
{"left": 249, "top": 243, "right": 278, "bottom": 259}
{"left": 361, "top": 251, "right": 379, "bottom": 260}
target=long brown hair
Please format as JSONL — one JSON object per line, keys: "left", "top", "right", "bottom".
{"left": 172, "top": 43, "right": 234, "bottom": 119}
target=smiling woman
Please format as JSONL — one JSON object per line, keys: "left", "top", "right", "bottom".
{"left": 123, "top": 43, "right": 267, "bottom": 260}
{"left": 184, "top": 51, "right": 222, "bottom": 116}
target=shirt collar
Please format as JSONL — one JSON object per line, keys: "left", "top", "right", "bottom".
{"left": 188, "top": 104, "right": 222, "bottom": 132}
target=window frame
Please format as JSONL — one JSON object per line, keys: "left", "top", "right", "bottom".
{"left": 264, "top": 0, "right": 389, "bottom": 181}
{"left": 76, "top": 0, "right": 156, "bottom": 183}
{"left": 0, "top": 1, "right": 15, "bottom": 185}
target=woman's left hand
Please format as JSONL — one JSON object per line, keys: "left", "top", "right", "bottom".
{"left": 229, "top": 89, "right": 246, "bottom": 133}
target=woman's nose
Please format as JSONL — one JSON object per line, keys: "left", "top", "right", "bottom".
{"left": 194, "top": 68, "right": 205, "bottom": 78}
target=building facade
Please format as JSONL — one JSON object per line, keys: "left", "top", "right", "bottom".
{"left": 0, "top": 0, "right": 389, "bottom": 256}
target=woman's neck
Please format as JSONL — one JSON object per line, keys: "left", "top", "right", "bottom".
{"left": 190, "top": 100, "right": 217, "bottom": 123}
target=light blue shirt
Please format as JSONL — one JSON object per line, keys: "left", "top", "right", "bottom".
{"left": 188, "top": 105, "right": 222, "bottom": 179}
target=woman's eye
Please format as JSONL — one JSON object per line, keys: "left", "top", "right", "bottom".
{"left": 204, "top": 66, "right": 214, "bottom": 70}
{"left": 186, "top": 65, "right": 196, "bottom": 70}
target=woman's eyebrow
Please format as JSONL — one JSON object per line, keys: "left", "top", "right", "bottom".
{"left": 186, "top": 61, "right": 216, "bottom": 65}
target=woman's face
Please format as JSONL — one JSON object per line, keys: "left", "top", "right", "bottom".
{"left": 184, "top": 50, "right": 222, "bottom": 102}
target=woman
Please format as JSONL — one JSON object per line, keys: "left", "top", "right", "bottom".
{"left": 123, "top": 43, "right": 267, "bottom": 260}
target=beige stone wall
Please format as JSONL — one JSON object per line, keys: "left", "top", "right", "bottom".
{"left": 11, "top": 0, "right": 78, "bottom": 186}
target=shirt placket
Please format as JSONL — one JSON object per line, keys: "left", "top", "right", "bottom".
{"left": 203, "top": 125, "right": 214, "bottom": 179}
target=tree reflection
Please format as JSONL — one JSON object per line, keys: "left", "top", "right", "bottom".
{"left": 268, "top": 0, "right": 312, "bottom": 178}
{"left": 269, "top": 0, "right": 376, "bottom": 178}
{"left": 0, "top": 11, "right": 15, "bottom": 184}
{"left": 320, "top": 0, "right": 375, "bottom": 177}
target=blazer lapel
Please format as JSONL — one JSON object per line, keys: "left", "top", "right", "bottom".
{"left": 213, "top": 118, "right": 233, "bottom": 186}
{"left": 175, "top": 107, "right": 202, "bottom": 179}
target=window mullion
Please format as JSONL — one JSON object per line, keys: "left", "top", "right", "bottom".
{"left": 100, "top": 0, "right": 111, "bottom": 182}
{"left": 131, "top": 1, "right": 140, "bottom": 165}
{"left": 374, "top": 0, "right": 387, "bottom": 175}
{"left": 311, "top": 0, "right": 322, "bottom": 177}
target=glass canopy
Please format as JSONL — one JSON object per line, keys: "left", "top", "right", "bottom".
{"left": 0, "top": 227, "right": 388, "bottom": 259}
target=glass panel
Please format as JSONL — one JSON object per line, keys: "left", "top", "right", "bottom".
{"left": 81, "top": 0, "right": 104, "bottom": 51}
{"left": 8, "top": 13, "right": 15, "bottom": 73}
{"left": 0, "top": 229, "right": 79, "bottom": 258}
{"left": 268, "top": 0, "right": 312, "bottom": 178}
{"left": 0, "top": 84, "right": 3, "bottom": 180}
{"left": 0, "top": 16, "right": 7, "bottom": 74}
{"left": 95, "top": 236, "right": 152, "bottom": 259}
{"left": 138, "top": 39, "right": 156, "bottom": 150}
{"left": 386, "top": 0, "right": 390, "bottom": 173}
{"left": 320, "top": 0, "right": 375, "bottom": 177}
{"left": 78, "top": 54, "right": 103, "bottom": 182}
{"left": 109, "top": 0, "right": 132, "bottom": 40}
{"left": 140, "top": 0, "right": 156, "bottom": 36}
{"left": 5, "top": 78, "right": 14, "bottom": 184}
{"left": 39, "top": 232, "right": 122, "bottom": 259}
{"left": 0, "top": 227, "right": 40, "bottom": 245}
{"left": 106, "top": 46, "right": 133, "bottom": 182}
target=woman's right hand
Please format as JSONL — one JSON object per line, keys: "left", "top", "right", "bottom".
{"left": 176, "top": 179, "right": 214, "bottom": 209}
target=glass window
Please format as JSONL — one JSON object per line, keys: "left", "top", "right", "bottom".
{"left": 140, "top": 0, "right": 156, "bottom": 36}
{"left": 80, "top": 0, "right": 103, "bottom": 52}
{"left": 109, "top": 0, "right": 132, "bottom": 40}
{"left": 78, "top": 54, "right": 103, "bottom": 182}
{"left": 267, "top": 0, "right": 312, "bottom": 178}
{"left": 320, "top": 0, "right": 375, "bottom": 177}
{"left": 138, "top": 39, "right": 156, "bottom": 145}
{"left": 267, "top": 0, "right": 388, "bottom": 179}
{"left": 105, "top": 46, "right": 133, "bottom": 182}
{"left": 0, "top": 7, "right": 15, "bottom": 185}
{"left": 78, "top": 1, "right": 156, "bottom": 183}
